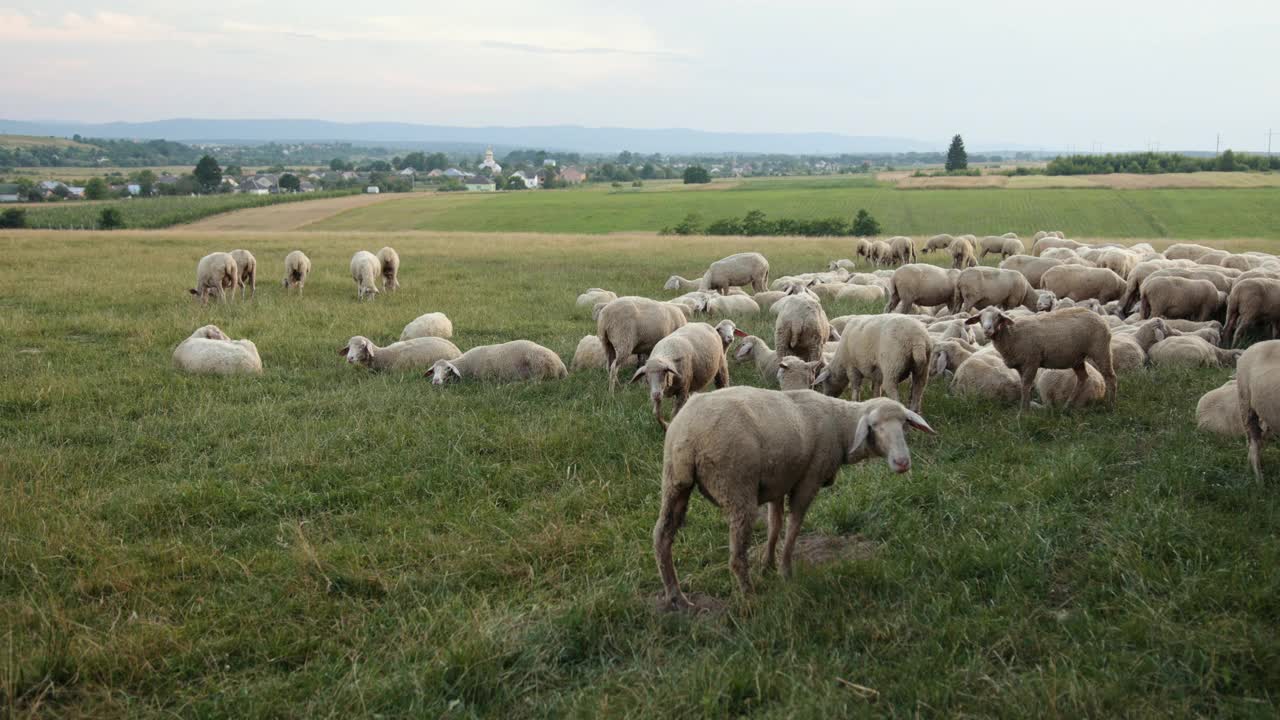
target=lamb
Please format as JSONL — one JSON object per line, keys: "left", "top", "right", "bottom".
{"left": 664, "top": 275, "right": 705, "bottom": 292}
{"left": 1040, "top": 265, "right": 1126, "bottom": 304}
{"left": 1139, "top": 276, "right": 1223, "bottom": 322}
{"left": 630, "top": 322, "right": 733, "bottom": 429}
{"left": 702, "top": 252, "right": 770, "bottom": 294}
{"left": 1236, "top": 340, "right": 1280, "bottom": 480}
{"left": 954, "top": 267, "right": 1041, "bottom": 313}
{"left": 376, "top": 247, "right": 401, "bottom": 292}
{"left": 923, "top": 234, "right": 955, "bottom": 253}
{"left": 1000, "top": 255, "right": 1065, "bottom": 288}
{"left": 571, "top": 335, "right": 639, "bottom": 371}
{"left": 1109, "top": 318, "right": 1168, "bottom": 370}
{"left": 949, "top": 237, "right": 978, "bottom": 270}
{"left": 172, "top": 325, "right": 262, "bottom": 375}
{"left": 281, "top": 250, "right": 311, "bottom": 293}
{"left": 399, "top": 312, "right": 454, "bottom": 341}
{"left": 340, "top": 336, "right": 462, "bottom": 371}
{"left": 888, "top": 236, "right": 916, "bottom": 264}
{"left": 1223, "top": 277, "right": 1280, "bottom": 347}
{"left": 884, "top": 264, "right": 958, "bottom": 313}
{"left": 189, "top": 252, "right": 239, "bottom": 305}
{"left": 653, "top": 388, "right": 935, "bottom": 608}
{"left": 427, "top": 340, "right": 568, "bottom": 385}
{"left": 774, "top": 293, "right": 830, "bottom": 362}
{"left": 229, "top": 249, "right": 256, "bottom": 300}
{"left": 350, "top": 251, "right": 381, "bottom": 300}
{"left": 576, "top": 288, "right": 618, "bottom": 307}
{"left": 596, "top": 296, "right": 688, "bottom": 391}
{"left": 965, "top": 306, "right": 1117, "bottom": 410}
{"left": 696, "top": 293, "right": 761, "bottom": 317}
{"left": 816, "top": 314, "right": 931, "bottom": 412}
{"left": 1197, "top": 381, "right": 1246, "bottom": 437}
{"left": 1147, "top": 336, "right": 1241, "bottom": 368}
{"left": 776, "top": 356, "right": 825, "bottom": 390}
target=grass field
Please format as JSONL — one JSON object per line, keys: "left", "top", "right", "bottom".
{"left": 3, "top": 229, "right": 1279, "bottom": 717}
{"left": 310, "top": 180, "right": 1280, "bottom": 239}
{"left": 182, "top": 193, "right": 405, "bottom": 231}
{"left": 16, "top": 190, "right": 361, "bottom": 230}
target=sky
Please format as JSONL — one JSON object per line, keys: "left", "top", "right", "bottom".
{"left": 2, "top": 0, "right": 1278, "bottom": 151}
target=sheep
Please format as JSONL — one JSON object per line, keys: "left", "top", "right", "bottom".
{"left": 172, "top": 325, "right": 262, "bottom": 375}
{"left": 869, "top": 239, "right": 893, "bottom": 266}
{"left": 835, "top": 284, "right": 886, "bottom": 303}
{"left": 1096, "top": 249, "right": 1138, "bottom": 279}
{"left": 732, "top": 334, "right": 782, "bottom": 380}
{"left": 229, "top": 249, "right": 256, "bottom": 300}
{"left": 340, "top": 336, "right": 462, "bottom": 371}
{"left": 1147, "top": 336, "right": 1241, "bottom": 368}
{"left": 281, "top": 250, "right": 311, "bottom": 294}
{"left": 350, "top": 251, "right": 380, "bottom": 300}
{"left": 427, "top": 340, "right": 568, "bottom": 385}
{"left": 1041, "top": 247, "right": 1084, "bottom": 262}
{"left": 829, "top": 259, "right": 858, "bottom": 272}
{"left": 774, "top": 293, "right": 830, "bottom": 362}
{"left": 571, "top": 334, "right": 639, "bottom": 371}
{"left": 596, "top": 296, "right": 688, "bottom": 391}
{"left": 1031, "top": 237, "right": 1087, "bottom": 256}
{"left": 952, "top": 348, "right": 1022, "bottom": 403}
{"left": 888, "top": 236, "right": 916, "bottom": 264}
{"left": 1139, "top": 276, "right": 1223, "bottom": 322}
{"left": 1117, "top": 260, "right": 1198, "bottom": 314}
{"left": 776, "top": 356, "right": 825, "bottom": 390}
{"left": 853, "top": 238, "right": 874, "bottom": 263}
{"left": 977, "top": 235, "right": 1008, "bottom": 259}
{"left": 1197, "top": 381, "right": 1247, "bottom": 437}
{"left": 884, "top": 264, "right": 958, "bottom": 314}
{"left": 1195, "top": 250, "right": 1231, "bottom": 266}
{"left": 752, "top": 290, "right": 787, "bottom": 311}
{"left": 576, "top": 288, "right": 618, "bottom": 307}
{"left": 664, "top": 275, "right": 705, "bottom": 292}
{"left": 1000, "top": 255, "right": 1064, "bottom": 289}
{"left": 949, "top": 237, "right": 978, "bottom": 270}
{"left": 400, "top": 312, "right": 454, "bottom": 341}
{"left": 189, "top": 252, "right": 239, "bottom": 305}
{"left": 630, "top": 322, "right": 733, "bottom": 429}
{"left": 1164, "top": 243, "right": 1217, "bottom": 262}
{"left": 376, "top": 247, "right": 401, "bottom": 292}
{"left": 965, "top": 306, "right": 1117, "bottom": 410}
{"left": 653, "top": 388, "right": 935, "bottom": 608}
{"left": 696, "top": 293, "right": 761, "bottom": 317}
{"left": 816, "top": 314, "right": 931, "bottom": 412}
{"left": 701, "top": 252, "right": 770, "bottom": 294}
{"left": 1035, "top": 364, "right": 1107, "bottom": 408}
{"left": 999, "top": 237, "right": 1025, "bottom": 259}
{"left": 1237, "top": 340, "right": 1280, "bottom": 480}
{"left": 1109, "top": 318, "right": 1168, "bottom": 370}
{"left": 1040, "top": 265, "right": 1126, "bottom": 304}
{"left": 954, "top": 267, "right": 1041, "bottom": 314}
{"left": 1223, "top": 277, "right": 1280, "bottom": 347}
{"left": 924, "top": 234, "right": 955, "bottom": 252}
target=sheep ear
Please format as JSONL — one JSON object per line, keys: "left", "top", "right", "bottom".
{"left": 665, "top": 365, "right": 684, "bottom": 383}
{"left": 446, "top": 362, "right": 461, "bottom": 379}
{"left": 629, "top": 367, "right": 647, "bottom": 384}
{"left": 963, "top": 316, "right": 980, "bottom": 325}
{"left": 189, "top": 288, "right": 198, "bottom": 295}
{"left": 931, "top": 351, "right": 948, "bottom": 376}
{"left": 850, "top": 414, "right": 870, "bottom": 454}
{"left": 904, "top": 409, "right": 937, "bottom": 434}
{"left": 337, "top": 346, "right": 349, "bottom": 357}
{"left": 828, "top": 327, "right": 841, "bottom": 341}
{"left": 732, "top": 328, "right": 749, "bottom": 337}
{"left": 813, "top": 369, "right": 830, "bottom": 386}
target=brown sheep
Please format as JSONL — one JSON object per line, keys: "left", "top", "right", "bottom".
{"left": 1139, "top": 276, "right": 1224, "bottom": 322}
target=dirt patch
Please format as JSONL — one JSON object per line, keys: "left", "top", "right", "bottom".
{"left": 181, "top": 193, "right": 406, "bottom": 231}
{"left": 896, "top": 175, "right": 1010, "bottom": 189}
{"left": 775, "top": 533, "right": 879, "bottom": 567}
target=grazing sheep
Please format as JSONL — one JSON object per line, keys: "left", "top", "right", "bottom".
{"left": 576, "top": 288, "right": 618, "bottom": 307}
{"left": 1197, "top": 381, "right": 1247, "bottom": 437}
{"left": 1223, "top": 277, "right": 1280, "bottom": 347}
{"left": 189, "top": 252, "right": 239, "bottom": 305}
{"left": 350, "top": 251, "right": 381, "bottom": 301}
{"left": 924, "top": 233, "right": 955, "bottom": 252}
{"left": 701, "top": 252, "right": 770, "bottom": 294}
{"left": 653, "top": 388, "right": 935, "bottom": 608}
{"left": 732, "top": 334, "right": 783, "bottom": 381}
{"left": 427, "top": 340, "right": 568, "bottom": 385}
{"left": 1117, "top": 260, "right": 1195, "bottom": 314}
{"left": 950, "top": 237, "right": 978, "bottom": 270}
{"left": 1031, "top": 237, "right": 1087, "bottom": 257}
{"left": 340, "top": 336, "right": 461, "bottom": 371}
{"left": 1000, "top": 255, "right": 1065, "bottom": 289}
{"left": 888, "top": 236, "right": 916, "bottom": 264}
{"left": 630, "top": 322, "right": 733, "bottom": 429}
{"left": 1147, "top": 336, "right": 1241, "bottom": 368}
{"left": 1096, "top": 249, "right": 1138, "bottom": 279}
{"left": 597, "top": 297, "right": 689, "bottom": 391}
{"left": 776, "top": 356, "right": 825, "bottom": 390}
{"left": 1139, "top": 276, "right": 1223, "bottom": 322}
{"left": 774, "top": 294, "right": 830, "bottom": 362}
{"left": 1164, "top": 243, "right": 1217, "bottom": 262}
{"left": 400, "top": 312, "right": 454, "bottom": 341}
{"left": 376, "top": 247, "right": 401, "bottom": 292}
{"left": 977, "top": 235, "right": 1008, "bottom": 259}
{"left": 836, "top": 284, "right": 887, "bottom": 303}
{"left": 1040, "top": 265, "right": 1126, "bottom": 304}
{"left": 1237, "top": 340, "right": 1280, "bottom": 480}
{"left": 664, "top": 275, "right": 705, "bottom": 292}
{"left": 870, "top": 239, "right": 894, "bottom": 266}
{"left": 1196, "top": 250, "right": 1232, "bottom": 267}
{"left": 954, "top": 267, "right": 1041, "bottom": 313}
{"left": 829, "top": 259, "right": 858, "bottom": 272}
{"left": 281, "top": 250, "right": 311, "bottom": 293}
{"left": 173, "top": 325, "right": 262, "bottom": 375}
{"left": 966, "top": 306, "right": 1117, "bottom": 410}
{"left": 229, "top": 249, "right": 256, "bottom": 300}
{"left": 1000, "top": 237, "right": 1025, "bottom": 259}
{"left": 853, "top": 238, "right": 874, "bottom": 263}
{"left": 696, "top": 293, "right": 761, "bottom": 317}
{"left": 752, "top": 290, "right": 787, "bottom": 311}
{"left": 884, "top": 264, "right": 959, "bottom": 314}
{"left": 816, "top": 314, "right": 931, "bottom": 412}
{"left": 571, "top": 335, "right": 638, "bottom": 371}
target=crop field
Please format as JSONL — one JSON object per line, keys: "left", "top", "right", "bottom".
{"left": 3, "top": 229, "right": 1279, "bottom": 717}
{"left": 16, "top": 190, "right": 360, "bottom": 230}
{"left": 311, "top": 180, "right": 1280, "bottom": 239}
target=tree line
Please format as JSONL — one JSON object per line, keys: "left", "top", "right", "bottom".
{"left": 1047, "top": 151, "right": 1280, "bottom": 175}
{"left": 663, "top": 209, "right": 882, "bottom": 237}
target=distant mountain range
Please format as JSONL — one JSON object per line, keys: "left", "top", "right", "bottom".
{"left": 0, "top": 118, "right": 1039, "bottom": 155}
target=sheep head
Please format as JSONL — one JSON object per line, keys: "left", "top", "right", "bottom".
{"left": 663, "top": 276, "right": 684, "bottom": 291}
{"left": 427, "top": 359, "right": 462, "bottom": 385}
{"left": 630, "top": 358, "right": 682, "bottom": 399}
{"left": 966, "top": 307, "right": 1014, "bottom": 338}
{"left": 733, "top": 336, "right": 759, "bottom": 362}
{"left": 192, "top": 325, "right": 230, "bottom": 341}
{"left": 339, "top": 336, "right": 376, "bottom": 366}
{"left": 848, "top": 398, "right": 937, "bottom": 473}
{"left": 713, "top": 320, "right": 737, "bottom": 349}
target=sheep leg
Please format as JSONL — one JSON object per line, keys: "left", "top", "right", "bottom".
{"left": 880, "top": 365, "right": 903, "bottom": 403}
{"left": 654, "top": 488, "right": 694, "bottom": 609}
{"left": 727, "top": 510, "right": 755, "bottom": 596}
{"left": 779, "top": 484, "right": 819, "bottom": 580}
{"left": 762, "top": 501, "right": 783, "bottom": 573}
{"left": 1018, "top": 367, "right": 1037, "bottom": 410}
{"left": 1068, "top": 363, "right": 1091, "bottom": 407}
{"left": 1247, "top": 410, "right": 1266, "bottom": 482}
{"left": 849, "top": 370, "right": 864, "bottom": 401}
{"left": 714, "top": 360, "right": 729, "bottom": 389}
{"left": 908, "top": 362, "right": 928, "bottom": 413}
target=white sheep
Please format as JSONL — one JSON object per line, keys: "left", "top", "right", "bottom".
{"left": 776, "top": 356, "right": 825, "bottom": 390}
{"left": 664, "top": 275, "right": 705, "bottom": 292}
{"left": 1040, "top": 265, "right": 1126, "bottom": 304}
{"left": 1109, "top": 318, "right": 1168, "bottom": 370}
{"left": 1147, "top": 336, "right": 1241, "bottom": 368}
{"left": 340, "top": 336, "right": 461, "bottom": 371}
{"left": 702, "top": 252, "right": 770, "bottom": 294}
{"left": 630, "top": 322, "right": 733, "bottom": 429}
{"left": 732, "top": 334, "right": 782, "bottom": 380}
{"left": 695, "top": 293, "right": 760, "bottom": 317}
{"left": 570, "top": 334, "right": 638, "bottom": 371}
{"left": 576, "top": 288, "right": 618, "bottom": 307}
{"left": 884, "top": 264, "right": 958, "bottom": 314}
{"left": 774, "top": 293, "right": 830, "bottom": 362}
{"left": 350, "top": 251, "right": 380, "bottom": 300}
{"left": 954, "top": 267, "right": 1042, "bottom": 313}
{"left": 427, "top": 340, "right": 568, "bottom": 385}
{"left": 189, "top": 252, "right": 239, "bottom": 305}
{"left": 377, "top": 247, "right": 401, "bottom": 292}
{"left": 1035, "top": 365, "right": 1107, "bottom": 408}
{"left": 173, "top": 325, "right": 262, "bottom": 375}
{"left": 399, "top": 312, "right": 454, "bottom": 341}
{"left": 1197, "top": 381, "right": 1246, "bottom": 437}
{"left": 923, "top": 234, "right": 955, "bottom": 253}
{"left": 1237, "top": 340, "right": 1280, "bottom": 480}
{"left": 281, "top": 250, "right": 311, "bottom": 293}
{"left": 229, "top": 249, "right": 256, "bottom": 300}
{"left": 816, "top": 314, "right": 931, "bottom": 412}
{"left": 596, "top": 297, "right": 688, "bottom": 391}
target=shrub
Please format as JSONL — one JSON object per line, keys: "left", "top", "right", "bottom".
{"left": 670, "top": 213, "right": 703, "bottom": 235}
{"left": 851, "top": 209, "right": 881, "bottom": 237}
{"left": 0, "top": 208, "right": 26, "bottom": 229}
{"left": 705, "top": 217, "right": 743, "bottom": 235}
{"left": 98, "top": 207, "right": 125, "bottom": 230}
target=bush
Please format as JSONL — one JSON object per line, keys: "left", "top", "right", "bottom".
{"left": 851, "top": 209, "right": 881, "bottom": 237}
{"left": 682, "top": 166, "right": 711, "bottom": 184}
{"left": 631, "top": 180, "right": 643, "bottom": 187}
{"left": 0, "top": 208, "right": 26, "bottom": 228}
{"left": 98, "top": 207, "right": 125, "bottom": 230}
{"left": 666, "top": 213, "right": 704, "bottom": 235}
{"left": 705, "top": 217, "right": 743, "bottom": 235}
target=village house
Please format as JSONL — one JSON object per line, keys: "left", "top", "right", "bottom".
{"left": 464, "top": 176, "right": 496, "bottom": 192}
{"left": 559, "top": 167, "right": 587, "bottom": 184}
{"left": 0, "top": 183, "right": 20, "bottom": 202}
{"left": 510, "top": 170, "right": 540, "bottom": 189}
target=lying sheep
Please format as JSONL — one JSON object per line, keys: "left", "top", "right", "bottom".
{"left": 1036, "top": 365, "right": 1107, "bottom": 408}
{"left": 571, "top": 334, "right": 638, "bottom": 371}
{"left": 776, "top": 356, "right": 825, "bottom": 390}
{"left": 752, "top": 290, "right": 787, "bottom": 311}
{"left": 923, "top": 233, "right": 955, "bottom": 253}
{"left": 281, "top": 250, "right": 311, "bottom": 293}
{"left": 1237, "top": 340, "right": 1280, "bottom": 480}
{"left": 817, "top": 314, "right": 931, "bottom": 412}
{"left": 576, "top": 288, "right": 618, "bottom": 307}
{"left": 885, "top": 264, "right": 958, "bottom": 314}
{"left": 597, "top": 296, "right": 688, "bottom": 391}
{"left": 1040, "top": 265, "right": 1126, "bottom": 304}
{"left": 1110, "top": 318, "right": 1168, "bottom": 370}
{"left": 1197, "top": 381, "right": 1246, "bottom": 437}
{"left": 702, "top": 252, "right": 770, "bottom": 294}
{"left": 376, "top": 247, "right": 401, "bottom": 292}
{"left": 950, "top": 237, "right": 978, "bottom": 270}
{"left": 173, "top": 325, "right": 262, "bottom": 375}
{"left": 1223, "top": 277, "right": 1280, "bottom": 347}
{"left": 1000, "top": 255, "right": 1065, "bottom": 289}
{"left": 190, "top": 252, "right": 239, "bottom": 305}
{"left": 829, "top": 259, "right": 858, "bottom": 272}
{"left": 954, "top": 267, "right": 1041, "bottom": 313}
{"left": 1147, "top": 336, "right": 1241, "bottom": 368}
{"left": 696, "top": 293, "right": 760, "bottom": 317}
{"left": 653, "top": 388, "right": 935, "bottom": 608}
{"left": 1140, "top": 276, "right": 1223, "bottom": 322}
{"left": 427, "top": 340, "right": 567, "bottom": 385}
{"left": 836, "top": 284, "right": 886, "bottom": 303}
{"left": 630, "top": 321, "right": 733, "bottom": 429}
{"left": 400, "top": 312, "right": 454, "bottom": 341}
{"left": 1031, "top": 237, "right": 1087, "bottom": 257}
{"left": 953, "top": 347, "right": 1022, "bottom": 403}
{"left": 229, "top": 249, "right": 256, "bottom": 300}
{"left": 340, "top": 336, "right": 461, "bottom": 371}
{"left": 350, "top": 251, "right": 380, "bottom": 301}
{"left": 774, "top": 293, "right": 830, "bottom": 362}
{"left": 966, "top": 306, "right": 1116, "bottom": 410}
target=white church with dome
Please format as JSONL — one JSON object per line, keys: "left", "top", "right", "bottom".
{"left": 479, "top": 147, "right": 502, "bottom": 173}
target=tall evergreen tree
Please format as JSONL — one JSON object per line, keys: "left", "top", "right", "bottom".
{"left": 945, "top": 134, "right": 968, "bottom": 171}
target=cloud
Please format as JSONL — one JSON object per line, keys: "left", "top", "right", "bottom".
{"left": 480, "top": 40, "right": 689, "bottom": 61}
{"left": 0, "top": 9, "right": 175, "bottom": 42}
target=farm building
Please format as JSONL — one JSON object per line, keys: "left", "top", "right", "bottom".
{"left": 465, "top": 177, "right": 496, "bottom": 192}
{"left": 0, "top": 183, "right": 19, "bottom": 202}
{"left": 560, "top": 167, "right": 587, "bottom": 184}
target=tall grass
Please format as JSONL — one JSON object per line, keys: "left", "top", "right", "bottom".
{"left": 20, "top": 189, "right": 360, "bottom": 230}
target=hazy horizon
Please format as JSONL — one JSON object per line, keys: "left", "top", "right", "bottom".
{"left": 2, "top": 1, "right": 1278, "bottom": 153}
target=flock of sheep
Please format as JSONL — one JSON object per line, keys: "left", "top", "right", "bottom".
{"left": 175, "top": 232, "right": 1280, "bottom": 612}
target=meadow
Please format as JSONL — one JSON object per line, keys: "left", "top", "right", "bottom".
{"left": 3, "top": 230, "right": 1280, "bottom": 717}
{"left": 16, "top": 190, "right": 360, "bottom": 230}
{"left": 310, "top": 178, "right": 1280, "bottom": 240}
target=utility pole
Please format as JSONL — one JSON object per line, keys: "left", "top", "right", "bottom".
{"left": 1216, "top": 133, "right": 1220, "bottom": 155}
{"left": 1268, "top": 129, "right": 1274, "bottom": 157}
